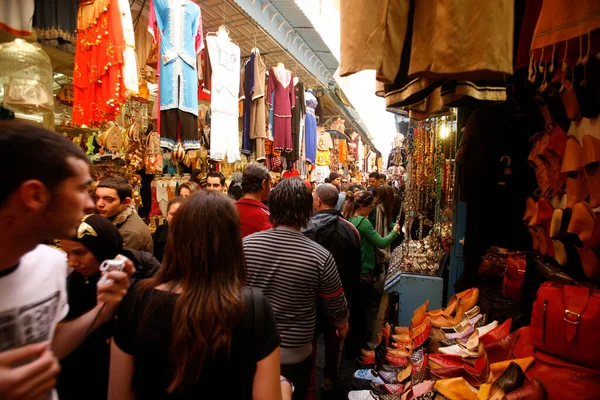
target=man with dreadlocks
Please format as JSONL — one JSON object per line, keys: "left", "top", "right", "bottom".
{"left": 243, "top": 178, "right": 349, "bottom": 400}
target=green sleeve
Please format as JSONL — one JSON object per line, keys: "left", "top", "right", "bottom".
{"left": 357, "top": 218, "right": 398, "bottom": 248}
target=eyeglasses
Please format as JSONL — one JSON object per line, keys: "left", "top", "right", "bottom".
{"left": 341, "top": 180, "right": 348, "bottom": 184}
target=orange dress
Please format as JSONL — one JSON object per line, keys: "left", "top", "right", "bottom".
{"left": 72, "top": 0, "right": 126, "bottom": 126}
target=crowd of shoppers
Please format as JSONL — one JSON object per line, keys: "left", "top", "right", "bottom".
{"left": 0, "top": 121, "right": 403, "bottom": 400}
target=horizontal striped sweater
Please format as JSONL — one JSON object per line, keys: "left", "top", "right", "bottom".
{"left": 243, "top": 226, "right": 349, "bottom": 363}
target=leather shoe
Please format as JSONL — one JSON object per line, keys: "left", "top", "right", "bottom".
{"left": 575, "top": 244, "right": 600, "bottom": 279}
{"left": 480, "top": 318, "right": 512, "bottom": 346}
{"left": 428, "top": 288, "right": 478, "bottom": 319}
{"left": 411, "top": 300, "right": 429, "bottom": 327}
{"left": 484, "top": 329, "right": 520, "bottom": 364}
{"left": 385, "top": 354, "right": 409, "bottom": 367}
{"left": 550, "top": 208, "right": 563, "bottom": 238}
{"left": 567, "top": 201, "right": 596, "bottom": 242}
{"left": 505, "top": 378, "right": 547, "bottom": 400}
{"left": 434, "top": 377, "right": 479, "bottom": 400}
{"left": 491, "top": 361, "right": 526, "bottom": 394}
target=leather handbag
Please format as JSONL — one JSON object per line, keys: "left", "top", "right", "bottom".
{"left": 502, "top": 254, "right": 527, "bottom": 301}
{"left": 530, "top": 282, "right": 600, "bottom": 370}
{"left": 479, "top": 247, "right": 517, "bottom": 278}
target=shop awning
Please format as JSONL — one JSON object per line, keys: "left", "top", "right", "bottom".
{"left": 230, "top": 0, "right": 335, "bottom": 87}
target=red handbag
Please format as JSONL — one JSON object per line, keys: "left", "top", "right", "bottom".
{"left": 502, "top": 254, "right": 527, "bottom": 301}
{"left": 530, "top": 282, "right": 600, "bottom": 370}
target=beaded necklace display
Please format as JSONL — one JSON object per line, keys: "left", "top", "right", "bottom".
{"left": 388, "top": 112, "right": 457, "bottom": 282}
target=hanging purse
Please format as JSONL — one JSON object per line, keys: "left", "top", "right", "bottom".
{"left": 502, "top": 254, "right": 527, "bottom": 302}
{"left": 479, "top": 247, "right": 517, "bottom": 278}
{"left": 530, "top": 282, "right": 600, "bottom": 370}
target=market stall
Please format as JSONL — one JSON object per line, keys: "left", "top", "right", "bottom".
{"left": 0, "top": 0, "right": 379, "bottom": 229}
{"left": 341, "top": 0, "right": 600, "bottom": 399}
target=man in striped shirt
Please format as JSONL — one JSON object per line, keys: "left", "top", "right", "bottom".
{"left": 243, "top": 178, "right": 349, "bottom": 400}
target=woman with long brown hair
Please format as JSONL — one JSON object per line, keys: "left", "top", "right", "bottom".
{"left": 343, "top": 190, "right": 399, "bottom": 352}
{"left": 108, "top": 191, "right": 288, "bottom": 399}
{"left": 373, "top": 184, "right": 396, "bottom": 271}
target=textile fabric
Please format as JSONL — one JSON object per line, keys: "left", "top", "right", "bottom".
{"left": 267, "top": 66, "right": 295, "bottom": 152}
{"left": 159, "top": 108, "right": 199, "bottom": 151}
{"left": 207, "top": 32, "right": 242, "bottom": 163}
{"left": 72, "top": 0, "right": 126, "bottom": 125}
{"left": 149, "top": 0, "right": 202, "bottom": 116}
{"left": 339, "top": 0, "right": 409, "bottom": 84}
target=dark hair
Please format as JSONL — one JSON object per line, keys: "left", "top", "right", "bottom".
{"left": 315, "top": 183, "right": 339, "bottom": 208}
{"left": 369, "top": 172, "right": 379, "bottom": 179}
{"left": 178, "top": 182, "right": 199, "bottom": 195}
{"left": 167, "top": 196, "right": 185, "bottom": 213}
{"left": 328, "top": 172, "right": 340, "bottom": 181}
{"left": 342, "top": 190, "right": 374, "bottom": 219}
{"left": 96, "top": 176, "right": 133, "bottom": 203}
{"left": 241, "top": 163, "right": 271, "bottom": 194}
{"left": 374, "top": 185, "right": 395, "bottom": 225}
{"left": 348, "top": 184, "right": 365, "bottom": 193}
{"left": 0, "top": 121, "right": 88, "bottom": 206}
{"left": 378, "top": 173, "right": 387, "bottom": 181}
{"left": 207, "top": 171, "right": 226, "bottom": 185}
{"left": 140, "top": 191, "right": 245, "bottom": 394}
{"left": 268, "top": 178, "right": 313, "bottom": 227}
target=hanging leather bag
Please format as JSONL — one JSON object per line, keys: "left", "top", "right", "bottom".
{"left": 502, "top": 254, "right": 527, "bottom": 301}
{"left": 479, "top": 247, "right": 517, "bottom": 278}
{"left": 530, "top": 282, "right": 600, "bottom": 370}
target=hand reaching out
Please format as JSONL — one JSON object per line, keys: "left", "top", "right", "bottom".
{"left": 0, "top": 341, "right": 60, "bottom": 400}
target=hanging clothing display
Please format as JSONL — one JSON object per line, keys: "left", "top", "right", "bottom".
{"left": 134, "top": 14, "right": 152, "bottom": 71}
{"left": 207, "top": 29, "right": 242, "bottom": 163}
{"left": 0, "top": 0, "right": 35, "bottom": 37}
{"left": 408, "top": 0, "right": 514, "bottom": 81}
{"left": 33, "top": 0, "right": 78, "bottom": 52}
{"left": 249, "top": 50, "right": 267, "bottom": 161}
{"left": 241, "top": 52, "right": 255, "bottom": 155}
{"left": 316, "top": 129, "right": 333, "bottom": 167}
{"left": 305, "top": 90, "right": 318, "bottom": 164}
{"left": 72, "top": 0, "right": 126, "bottom": 126}
{"left": 119, "top": 0, "right": 139, "bottom": 96}
{"left": 340, "top": 0, "right": 409, "bottom": 84}
{"left": 149, "top": 0, "right": 202, "bottom": 151}
{"left": 291, "top": 80, "right": 306, "bottom": 161}
{"left": 530, "top": 0, "right": 600, "bottom": 65}
{"left": 267, "top": 65, "right": 295, "bottom": 152}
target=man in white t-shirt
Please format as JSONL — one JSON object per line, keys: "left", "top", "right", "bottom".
{"left": 0, "top": 122, "right": 134, "bottom": 399}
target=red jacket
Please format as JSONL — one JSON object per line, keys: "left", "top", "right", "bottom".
{"left": 236, "top": 198, "right": 272, "bottom": 238}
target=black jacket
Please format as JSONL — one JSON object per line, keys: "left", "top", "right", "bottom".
{"left": 57, "top": 248, "right": 159, "bottom": 400}
{"left": 303, "top": 209, "right": 362, "bottom": 302}
{"left": 152, "top": 222, "right": 169, "bottom": 263}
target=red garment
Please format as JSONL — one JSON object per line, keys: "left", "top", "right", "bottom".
{"left": 282, "top": 169, "right": 300, "bottom": 179}
{"left": 236, "top": 198, "right": 272, "bottom": 238}
{"left": 72, "top": 0, "right": 126, "bottom": 126}
{"left": 267, "top": 67, "right": 295, "bottom": 152}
